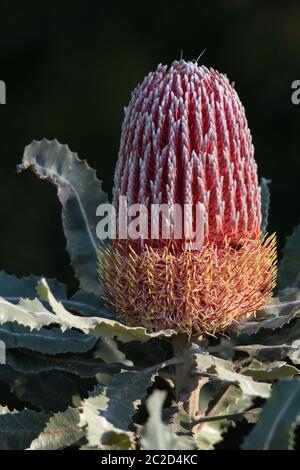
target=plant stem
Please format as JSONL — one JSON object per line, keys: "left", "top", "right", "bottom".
{"left": 191, "top": 408, "right": 259, "bottom": 425}
{"left": 172, "top": 334, "right": 208, "bottom": 423}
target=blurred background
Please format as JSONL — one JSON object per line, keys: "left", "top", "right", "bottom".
{"left": 0, "top": 0, "right": 299, "bottom": 292}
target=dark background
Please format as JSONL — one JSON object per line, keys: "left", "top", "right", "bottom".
{"left": 0, "top": 0, "right": 299, "bottom": 292}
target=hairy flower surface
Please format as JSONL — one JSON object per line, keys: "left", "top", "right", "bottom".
{"left": 99, "top": 60, "right": 276, "bottom": 335}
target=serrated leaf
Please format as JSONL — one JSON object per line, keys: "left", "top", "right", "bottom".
{"left": 243, "top": 379, "right": 300, "bottom": 450}
{"left": 79, "top": 394, "right": 134, "bottom": 450}
{"left": 162, "top": 404, "right": 197, "bottom": 449}
{"left": 3, "top": 368, "right": 89, "bottom": 412}
{"left": 0, "top": 296, "right": 58, "bottom": 329}
{"left": 5, "top": 349, "right": 123, "bottom": 377}
{"left": 290, "top": 415, "right": 300, "bottom": 450}
{"left": 278, "top": 222, "right": 300, "bottom": 290}
{"left": 0, "top": 271, "right": 66, "bottom": 304}
{"left": 242, "top": 359, "right": 299, "bottom": 380}
{"left": 0, "top": 323, "right": 97, "bottom": 355}
{"left": 79, "top": 368, "right": 158, "bottom": 449}
{"left": 0, "top": 408, "right": 48, "bottom": 450}
{"left": 288, "top": 339, "right": 300, "bottom": 364}
{"left": 254, "top": 320, "right": 300, "bottom": 348}
{"left": 18, "top": 139, "right": 108, "bottom": 294}
{"left": 195, "top": 386, "right": 252, "bottom": 450}
{"left": 232, "top": 291, "right": 300, "bottom": 336}
{"left": 260, "top": 177, "right": 271, "bottom": 234}
{"left": 0, "top": 271, "right": 116, "bottom": 319}
{"left": 29, "top": 408, "right": 84, "bottom": 450}
{"left": 209, "top": 365, "right": 270, "bottom": 398}
{"left": 95, "top": 338, "right": 133, "bottom": 367}
{"left": 234, "top": 343, "right": 300, "bottom": 362}
{"left": 140, "top": 391, "right": 188, "bottom": 450}
{"left": 67, "top": 290, "right": 116, "bottom": 319}
{"left": 0, "top": 280, "right": 173, "bottom": 343}
{"left": 194, "top": 353, "right": 271, "bottom": 398}
{"left": 37, "top": 279, "right": 175, "bottom": 342}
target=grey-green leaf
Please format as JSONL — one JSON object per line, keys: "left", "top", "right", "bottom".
{"left": 243, "top": 379, "right": 300, "bottom": 450}
{"left": 0, "top": 323, "right": 97, "bottom": 355}
{"left": 260, "top": 178, "right": 271, "bottom": 234}
{"left": 2, "top": 369, "right": 85, "bottom": 412}
{"left": 29, "top": 408, "right": 84, "bottom": 450}
{"left": 231, "top": 291, "right": 300, "bottom": 336}
{"left": 0, "top": 271, "right": 66, "bottom": 304}
{"left": 5, "top": 349, "right": 123, "bottom": 377}
{"left": 140, "top": 391, "right": 187, "bottom": 450}
{"left": 0, "top": 280, "right": 174, "bottom": 343}
{"left": 242, "top": 359, "right": 299, "bottom": 381}
{"left": 195, "top": 386, "right": 252, "bottom": 450}
{"left": 36, "top": 279, "right": 175, "bottom": 342}
{"left": 194, "top": 353, "right": 271, "bottom": 398}
{"left": 79, "top": 369, "right": 157, "bottom": 448}
{"left": 0, "top": 271, "right": 115, "bottom": 319}
{"left": 0, "top": 408, "right": 49, "bottom": 450}
{"left": 67, "top": 290, "right": 116, "bottom": 319}
{"left": 278, "top": 222, "right": 300, "bottom": 289}
{"left": 18, "top": 139, "right": 108, "bottom": 294}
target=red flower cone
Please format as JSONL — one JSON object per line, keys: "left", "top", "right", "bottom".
{"left": 99, "top": 60, "right": 276, "bottom": 335}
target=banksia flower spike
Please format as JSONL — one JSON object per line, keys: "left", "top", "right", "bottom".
{"left": 99, "top": 60, "right": 276, "bottom": 336}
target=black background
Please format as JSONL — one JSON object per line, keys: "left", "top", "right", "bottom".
{"left": 0, "top": 0, "right": 299, "bottom": 292}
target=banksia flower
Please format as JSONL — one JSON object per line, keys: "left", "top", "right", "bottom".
{"left": 99, "top": 60, "right": 276, "bottom": 335}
